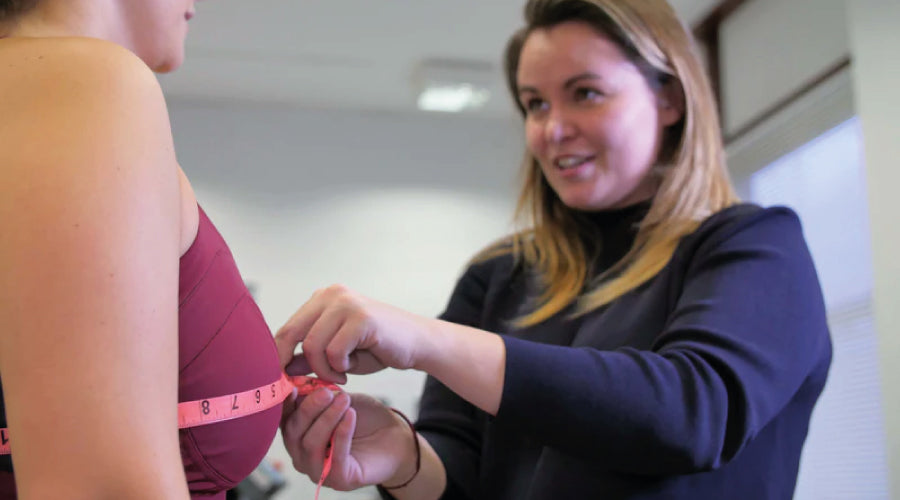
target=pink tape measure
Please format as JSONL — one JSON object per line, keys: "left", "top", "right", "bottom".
{"left": 0, "top": 373, "right": 341, "bottom": 499}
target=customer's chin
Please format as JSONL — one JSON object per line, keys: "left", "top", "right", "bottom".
{"left": 148, "top": 46, "right": 186, "bottom": 74}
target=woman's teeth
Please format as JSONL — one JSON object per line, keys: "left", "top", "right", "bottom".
{"left": 555, "top": 156, "right": 590, "bottom": 169}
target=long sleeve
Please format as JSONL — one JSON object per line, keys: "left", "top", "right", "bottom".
{"left": 410, "top": 258, "right": 505, "bottom": 499}
{"left": 377, "top": 371, "right": 479, "bottom": 500}
{"left": 494, "top": 207, "right": 832, "bottom": 474}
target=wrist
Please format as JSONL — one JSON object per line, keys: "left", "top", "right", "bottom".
{"left": 411, "top": 317, "right": 444, "bottom": 374}
{"left": 382, "top": 408, "right": 421, "bottom": 490}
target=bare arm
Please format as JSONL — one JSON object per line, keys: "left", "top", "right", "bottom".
{"left": 276, "top": 289, "right": 505, "bottom": 498}
{"left": 277, "top": 286, "right": 506, "bottom": 416}
{"left": 378, "top": 432, "right": 447, "bottom": 500}
{"left": 417, "top": 320, "right": 506, "bottom": 416}
{"left": 0, "top": 39, "right": 189, "bottom": 499}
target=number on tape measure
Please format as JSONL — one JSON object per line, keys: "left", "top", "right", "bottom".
{"left": 176, "top": 373, "right": 338, "bottom": 429}
{"left": 0, "top": 373, "right": 339, "bottom": 455}
{"left": 0, "top": 373, "right": 342, "bottom": 500}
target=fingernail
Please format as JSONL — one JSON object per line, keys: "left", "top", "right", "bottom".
{"left": 313, "top": 390, "right": 333, "bottom": 405}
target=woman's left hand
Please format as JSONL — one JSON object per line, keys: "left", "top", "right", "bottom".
{"left": 275, "top": 285, "right": 434, "bottom": 383}
{"left": 281, "top": 387, "right": 419, "bottom": 491}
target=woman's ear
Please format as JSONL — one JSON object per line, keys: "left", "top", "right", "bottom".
{"left": 656, "top": 77, "right": 685, "bottom": 127}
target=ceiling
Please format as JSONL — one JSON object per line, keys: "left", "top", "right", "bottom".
{"left": 159, "top": 0, "right": 722, "bottom": 117}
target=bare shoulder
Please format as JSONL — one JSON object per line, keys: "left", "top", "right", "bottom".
{"left": 0, "top": 36, "right": 182, "bottom": 245}
{"left": 1, "top": 37, "right": 162, "bottom": 105}
{"left": 2, "top": 37, "right": 170, "bottom": 143}
{"left": 1, "top": 37, "right": 175, "bottom": 175}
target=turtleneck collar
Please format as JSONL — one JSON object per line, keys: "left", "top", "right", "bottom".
{"left": 573, "top": 200, "right": 652, "bottom": 273}
{"left": 579, "top": 200, "right": 651, "bottom": 229}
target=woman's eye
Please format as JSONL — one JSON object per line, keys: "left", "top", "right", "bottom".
{"left": 524, "top": 98, "right": 547, "bottom": 113}
{"left": 575, "top": 88, "right": 602, "bottom": 101}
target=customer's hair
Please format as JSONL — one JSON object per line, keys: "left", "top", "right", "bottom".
{"left": 0, "top": 0, "right": 40, "bottom": 22}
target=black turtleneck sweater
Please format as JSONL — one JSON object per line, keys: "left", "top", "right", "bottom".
{"left": 394, "top": 203, "right": 831, "bottom": 500}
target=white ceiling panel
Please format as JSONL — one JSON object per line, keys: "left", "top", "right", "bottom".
{"left": 160, "top": 0, "right": 723, "bottom": 115}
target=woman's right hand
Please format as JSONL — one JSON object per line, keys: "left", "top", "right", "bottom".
{"left": 281, "top": 388, "right": 419, "bottom": 492}
{"left": 274, "top": 285, "right": 437, "bottom": 384}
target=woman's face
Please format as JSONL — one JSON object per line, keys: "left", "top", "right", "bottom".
{"left": 117, "top": 0, "right": 198, "bottom": 72}
{"left": 516, "top": 21, "right": 681, "bottom": 212}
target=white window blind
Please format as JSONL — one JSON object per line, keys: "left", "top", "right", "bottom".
{"left": 748, "top": 118, "right": 889, "bottom": 499}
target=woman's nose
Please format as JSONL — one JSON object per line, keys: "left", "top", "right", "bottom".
{"left": 544, "top": 110, "right": 576, "bottom": 144}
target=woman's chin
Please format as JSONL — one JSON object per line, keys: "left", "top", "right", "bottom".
{"left": 152, "top": 56, "right": 183, "bottom": 74}
{"left": 558, "top": 192, "right": 611, "bottom": 212}
{"left": 147, "top": 47, "right": 185, "bottom": 74}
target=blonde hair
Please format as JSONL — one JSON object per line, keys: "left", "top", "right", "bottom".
{"left": 482, "top": 0, "right": 739, "bottom": 327}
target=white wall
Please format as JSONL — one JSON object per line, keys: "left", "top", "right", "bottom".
{"left": 721, "top": 0, "right": 899, "bottom": 496}
{"left": 747, "top": 118, "right": 890, "bottom": 499}
{"left": 846, "top": 1, "right": 900, "bottom": 497}
{"left": 169, "top": 100, "right": 524, "bottom": 499}
{"left": 719, "top": 0, "right": 849, "bottom": 136}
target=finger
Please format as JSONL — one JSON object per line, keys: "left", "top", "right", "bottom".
{"left": 274, "top": 292, "right": 327, "bottom": 367}
{"left": 285, "top": 354, "right": 313, "bottom": 376}
{"left": 280, "top": 389, "right": 300, "bottom": 427}
{"left": 346, "top": 351, "right": 385, "bottom": 375}
{"left": 302, "top": 306, "right": 349, "bottom": 384}
{"left": 301, "top": 391, "right": 351, "bottom": 478}
{"left": 327, "top": 406, "right": 357, "bottom": 488}
{"left": 283, "top": 388, "right": 334, "bottom": 472}
{"left": 326, "top": 316, "right": 369, "bottom": 373}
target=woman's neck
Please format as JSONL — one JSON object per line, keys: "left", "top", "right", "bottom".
{"left": 3, "top": 2, "right": 112, "bottom": 42}
{"left": 575, "top": 200, "right": 652, "bottom": 272}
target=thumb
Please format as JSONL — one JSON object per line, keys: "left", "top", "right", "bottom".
{"left": 285, "top": 353, "right": 313, "bottom": 376}
{"left": 347, "top": 351, "right": 388, "bottom": 375}
{"left": 280, "top": 354, "right": 312, "bottom": 426}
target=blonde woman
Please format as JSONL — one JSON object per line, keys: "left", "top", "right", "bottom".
{"left": 276, "top": 1, "right": 832, "bottom": 499}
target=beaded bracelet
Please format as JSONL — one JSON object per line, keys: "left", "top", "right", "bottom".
{"left": 381, "top": 408, "right": 421, "bottom": 490}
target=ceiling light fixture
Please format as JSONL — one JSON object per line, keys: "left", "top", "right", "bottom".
{"left": 412, "top": 59, "right": 496, "bottom": 113}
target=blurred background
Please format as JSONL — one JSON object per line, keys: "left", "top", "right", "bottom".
{"left": 158, "top": 1, "right": 899, "bottom": 498}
